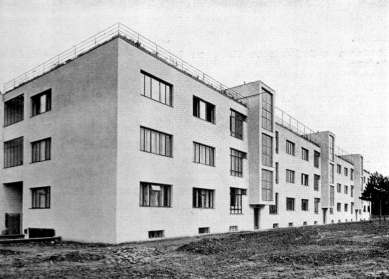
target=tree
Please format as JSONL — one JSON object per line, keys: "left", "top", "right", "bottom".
{"left": 360, "top": 172, "right": 389, "bottom": 223}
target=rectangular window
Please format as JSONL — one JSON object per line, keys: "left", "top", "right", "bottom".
{"left": 337, "top": 183, "right": 341, "bottom": 193}
{"left": 330, "top": 208, "right": 333, "bottom": 214}
{"left": 262, "top": 133, "right": 273, "bottom": 167}
{"left": 275, "top": 131, "right": 279, "bottom": 154}
{"left": 199, "top": 227, "right": 210, "bottom": 234}
{"left": 301, "top": 174, "right": 309, "bottom": 186}
{"left": 140, "top": 127, "right": 172, "bottom": 157}
{"left": 230, "top": 149, "right": 246, "bottom": 177}
{"left": 31, "top": 89, "right": 52, "bottom": 116}
{"left": 229, "top": 226, "right": 238, "bottom": 232}
{"left": 330, "top": 164, "right": 334, "bottom": 184}
{"left": 273, "top": 223, "right": 279, "bottom": 229}
{"left": 269, "top": 193, "right": 278, "bottom": 214}
{"left": 261, "top": 90, "right": 273, "bottom": 132}
{"left": 301, "top": 148, "right": 309, "bottom": 161}
{"left": 230, "top": 110, "right": 246, "bottom": 139}
{"left": 337, "top": 203, "right": 341, "bottom": 212}
{"left": 314, "top": 175, "right": 320, "bottom": 191}
{"left": 351, "top": 202, "right": 354, "bottom": 213}
{"left": 31, "top": 187, "right": 50, "bottom": 209}
{"left": 351, "top": 186, "right": 354, "bottom": 197}
{"left": 314, "top": 198, "right": 320, "bottom": 214}
{"left": 289, "top": 223, "right": 293, "bottom": 227}
{"left": 344, "top": 185, "right": 348, "bottom": 194}
{"left": 262, "top": 169, "right": 273, "bottom": 201}
{"left": 193, "top": 188, "right": 214, "bottom": 208}
{"left": 4, "top": 95, "right": 24, "bottom": 127}
{"left": 275, "top": 162, "right": 279, "bottom": 184}
{"left": 140, "top": 182, "right": 171, "bottom": 207}
{"left": 286, "top": 198, "right": 295, "bottom": 211}
{"left": 230, "top": 188, "right": 245, "bottom": 214}
{"left": 344, "top": 203, "right": 348, "bottom": 212}
{"left": 330, "top": 186, "right": 334, "bottom": 206}
{"left": 141, "top": 71, "right": 172, "bottom": 106}
{"left": 286, "top": 140, "right": 295, "bottom": 156}
{"left": 337, "top": 164, "right": 341, "bottom": 174}
{"left": 286, "top": 169, "right": 295, "bottom": 183}
{"left": 149, "top": 230, "right": 164, "bottom": 239}
{"left": 314, "top": 151, "right": 320, "bottom": 168}
{"left": 329, "top": 135, "right": 334, "bottom": 161}
{"left": 301, "top": 199, "right": 309, "bottom": 211}
{"left": 193, "top": 96, "right": 215, "bottom": 123}
{"left": 4, "top": 137, "right": 23, "bottom": 168}
{"left": 31, "top": 138, "right": 51, "bottom": 163}
{"left": 351, "top": 169, "right": 354, "bottom": 181}
{"left": 194, "top": 142, "right": 215, "bottom": 166}
{"left": 344, "top": 167, "right": 348, "bottom": 176}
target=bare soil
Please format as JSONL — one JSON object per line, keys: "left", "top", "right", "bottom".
{"left": 1, "top": 221, "right": 389, "bottom": 278}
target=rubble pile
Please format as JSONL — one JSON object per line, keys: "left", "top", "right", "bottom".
{"left": 104, "top": 246, "right": 162, "bottom": 265}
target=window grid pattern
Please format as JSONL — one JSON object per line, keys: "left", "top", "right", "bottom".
{"left": 230, "top": 149, "right": 246, "bottom": 177}
{"left": 314, "top": 151, "right": 320, "bottom": 168}
{"left": 4, "top": 137, "right": 23, "bottom": 168}
{"left": 230, "top": 110, "right": 245, "bottom": 139}
{"left": 262, "top": 169, "right": 273, "bottom": 201}
{"left": 344, "top": 167, "right": 348, "bottom": 176}
{"left": 31, "top": 187, "right": 50, "bottom": 209}
{"left": 31, "top": 138, "right": 51, "bottom": 163}
{"left": 314, "top": 198, "right": 320, "bottom": 214}
{"left": 193, "top": 96, "right": 215, "bottom": 123}
{"left": 141, "top": 72, "right": 172, "bottom": 106}
{"left": 337, "top": 203, "right": 341, "bottom": 212}
{"left": 286, "top": 169, "right": 295, "bottom": 183}
{"left": 337, "top": 164, "right": 341, "bottom": 174}
{"left": 301, "top": 174, "right": 309, "bottom": 186}
{"left": 351, "top": 202, "right": 354, "bottom": 213}
{"left": 194, "top": 142, "right": 215, "bottom": 166}
{"left": 286, "top": 198, "right": 295, "bottom": 211}
{"left": 140, "top": 127, "right": 172, "bottom": 157}
{"left": 351, "top": 186, "right": 354, "bottom": 197}
{"left": 344, "top": 203, "right": 348, "bottom": 212}
{"left": 31, "top": 89, "right": 51, "bottom": 116}
{"left": 329, "top": 135, "right": 334, "bottom": 161}
{"left": 301, "top": 199, "right": 309, "bottom": 211}
{"left": 4, "top": 95, "right": 24, "bottom": 127}
{"left": 193, "top": 188, "right": 214, "bottom": 208}
{"left": 140, "top": 182, "right": 171, "bottom": 207}
{"left": 262, "top": 133, "right": 273, "bottom": 167}
{"left": 286, "top": 140, "right": 295, "bottom": 155}
{"left": 301, "top": 148, "right": 309, "bottom": 161}
{"left": 344, "top": 185, "right": 348, "bottom": 194}
{"left": 230, "top": 188, "right": 244, "bottom": 214}
{"left": 269, "top": 193, "right": 278, "bottom": 214}
{"left": 314, "top": 175, "right": 320, "bottom": 191}
{"left": 337, "top": 183, "right": 342, "bottom": 193}
{"left": 261, "top": 90, "right": 273, "bottom": 132}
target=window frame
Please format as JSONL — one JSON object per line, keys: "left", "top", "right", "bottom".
{"left": 314, "top": 151, "right": 320, "bottom": 168}
{"left": 261, "top": 90, "right": 273, "bottom": 132}
{"left": 301, "top": 199, "right": 309, "bottom": 211}
{"left": 301, "top": 173, "right": 309, "bottom": 186}
{"left": 286, "top": 169, "right": 295, "bottom": 183}
{"left": 337, "top": 183, "right": 342, "bottom": 193}
{"left": 261, "top": 133, "right": 273, "bottom": 167}
{"left": 31, "top": 89, "right": 52, "bottom": 117}
{"left": 31, "top": 186, "right": 51, "bottom": 209}
{"left": 193, "top": 96, "right": 215, "bottom": 124}
{"left": 301, "top": 148, "right": 309, "bottom": 161}
{"left": 262, "top": 169, "right": 273, "bottom": 201}
{"left": 194, "top": 142, "right": 215, "bottom": 167}
{"left": 314, "top": 198, "right": 320, "bottom": 214}
{"left": 230, "top": 148, "right": 246, "bottom": 177}
{"left": 314, "top": 174, "right": 320, "bottom": 191}
{"left": 193, "top": 188, "right": 214, "bottom": 209}
{"left": 31, "top": 138, "right": 51, "bottom": 163}
{"left": 140, "top": 126, "right": 173, "bottom": 157}
{"left": 4, "top": 137, "right": 24, "bottom": 168}
{"left": 230, "top": 187, "right": 245, "bottom": 214}
{"left": 141, "top": 71, "right": 173, "bottom": 106}
{"left": 286, "top": 197, "right": 295, "bottom": 211}
{"left": 4, "top": 94, "right": 24, "bottom": 127}
{"left": 269, "top": 192, "right": 278, "bottom": 214}
{"left": 286, "top": 140, "right": 295, "bottom": 156}
{"left": 230, "top": 109, "right": 246, "bottom": 140}
{"left": 140, "top": 182, "right": 172, "bottom": 208}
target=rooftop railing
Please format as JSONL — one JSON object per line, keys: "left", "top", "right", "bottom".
{"left": 335, "top": 146, "right": 355, "bottom": 165}
{"left": 275, "top": 107, "right": 320, "bottom": 145}
{"left": 3, "top": 23, "right": 248, "bottom": 106}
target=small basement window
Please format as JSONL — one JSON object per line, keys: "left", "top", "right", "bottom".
{"left": 199, "top": 227, "right": 210, "bottom": 234}
{"left": 148, "top": 230, "right": 164, "bottom": 239}
{"left": 314, "top": 221, "right": 318, "bottom": 225}
{"left": 331, "top": 220, "right": 334, "bottom": 224}
{"left": 288, "top": 223, "right": 293, "bottom": 227}
{"left": 229, "top": 226, "right": 238, "bottom": 232}
{"left": 303, "top": 222, "right": 307, "bottom": 226}
{"left": 273, "top": 223, "right": 279, "bottom": 229}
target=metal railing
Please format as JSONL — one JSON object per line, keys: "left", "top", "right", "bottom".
{"left": 3, "top": 23, "right": 248, "bottom": 106}
{"left": 275, "top": 107, "right": 320, "bottom": 145}
{"left": 335, "top": 146, "right": 355, "bottom": 165}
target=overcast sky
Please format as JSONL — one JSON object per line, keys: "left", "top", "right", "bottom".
{"left": 1, "top": 0, "right": 388, "bottom": 175}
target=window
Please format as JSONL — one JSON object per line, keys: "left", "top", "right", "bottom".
{"left": 262, "top": 169, "right": 273, "bottom": 201}
{"left": 31, "top": 187, "right": 50, "bottom": 209}
{"left": 140, "top": 127, "right": 172, "bottom": 157}
{"left": 262, "top": 134, "right": 273, "bottom": 167}
{"left": 301, "top": 148, "right": 309, "bottom": 161}
{"left": 329, "top": 135, "right": 334, "bottom": 161}
{"left": 4, "top": 137, "right": 23, "bottom": 168}
{"left": 351, "top": 202, "right": 354, "bottom": 213}
{"left": 314, "top": 221, "right": 318, "bottom": 225}
{"left": 149, "top": 230, "right": 164, "bottom": 239}
{"left": 351, "top": 186, "right": 354, "bottom": 197}
{"left": 193, "top": 188, "right": 214, "bottom": 208}
{"left": 273, "top": 223, "right": 279, "bottom": 229}
{"left": 344, "top": 203, "right": 348, "bottom": 212}
{"left": 286, "top": 140, "right": 295, "bottom": 155}
{"left": 275, "top": 162, "right": 279, "bottom": 184}
{"left": 303, "top": 222, "right": 307, "bottom": 226}
{"left": 301, "top": 199, "right": 309, "bottom": 211}
{"left": 344, "top": 185, "right": 348, "bottom": 194}
{"left": 314, "top": 175, "right": 320, "bottom": 191}
{"left": 4, "top": 94, "right": 24, "bottom": 126}
{"left": 141, "top": 71, "right": 172, "bottom": 106}
{"left": 314, "top": 151, "right": 320, "bottom": 168}
{"left": 230, "top": 110, "right": 246, "bottom": 139}
{"left": 363, "top": 205, "right": 366, "bottom": 212}
{"left": 330, "top": 208, "right": 333, "bottom": 214}
{"left": 229, "top": 226, "right": 238, "bottom": 232}
{"left": 314, "top": 198, "right": 320, "bottom": 214}
{"left": 275, "top": 131, "right": 279, "bottom": 154}
{"left": 364, "top": 176, "right": 366, "bottom": 183}
{"left": 286, "top": 169, "right": 295, "bottom": 183}
{"left": 193, "top": 96, "right": 215, "bottom": 123}
{"left": 286, "top": 198, "right": 295, "bottom": 211}
{"left": 330, "top": 186, "right": 334, "bottom": 206}
{"left": 337, "top": 183, "right": 341, "bottom": 193}
{"left": 351, "top": 169, "right": 354, "bottom": 181}
{"left": 31, "top": 89, "right": 51, "bottom": 116}
{"left": 230, "top": 188, "right": 245, "bottom": 214}
{"left": 269, "top": 193, "right": 278, "bottom": 214}
{"left": 31, "top": 138, "right": 51, "bottom": 163}
{"left": 337, "top": 203, "right": 341, "bottom": 212}
{"left": 330, "top": 164, "right": 334, "bottom": 184}
{"left": 194, "top": 142, "right": 215, "bottom": 166}
{"left": 301, "top": 174, "right": 309, "bottom": 186}
{"left": 199, "top": 227, "right": 210, "bottom": 234}
{"left": 344, "top": 167, "right": 348, "bottom": 176}
{"left": 230, "top": 149, "right": 246, "bottom": 177}
{"left": 337, "top": 164, "right": 341, "bottom": 174}
{"left": 289, "top": 222, "right": 293, "bottom": 227}
{"left": 261, "top": 90, "right": 273, "bottom": 132}
{"left": 140, "top": 182, "right": 171, "bottom": 207}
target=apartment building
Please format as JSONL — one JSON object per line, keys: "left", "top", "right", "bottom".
{"left": 0, "top": 24, "right": 371, "bottom": 243}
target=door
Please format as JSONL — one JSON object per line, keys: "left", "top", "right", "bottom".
{"left": 322, "top": 208, "right": 327, "bottom": 224}
{"left": 5, "top": 213, "right": 21, "bottom": 235}
{"left": 254, "top": 207, "right": 260, "bottom": 230}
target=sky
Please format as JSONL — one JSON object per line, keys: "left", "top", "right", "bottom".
{"left": 0, "top": 0, "right": 388, "bottom": 175}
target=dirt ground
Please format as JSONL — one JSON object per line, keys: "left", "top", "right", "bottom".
{"left": 1, "top": 221, "right": 389, "bottom": 278}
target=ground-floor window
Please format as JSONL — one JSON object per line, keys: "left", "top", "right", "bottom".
{"left": 286, "top": 198, "right": 295, "bottom": 211}
{"left": 140, "top": 182, "right": 171, "bottom": 207}
{"left": 193, "top": 188, "right": 214, "bottom": 208}
{"left": 31, "top": 187, "right": 50, "bottom": 209}
{"left": 230, "top": 188, "right": 246, "bottom": 214}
